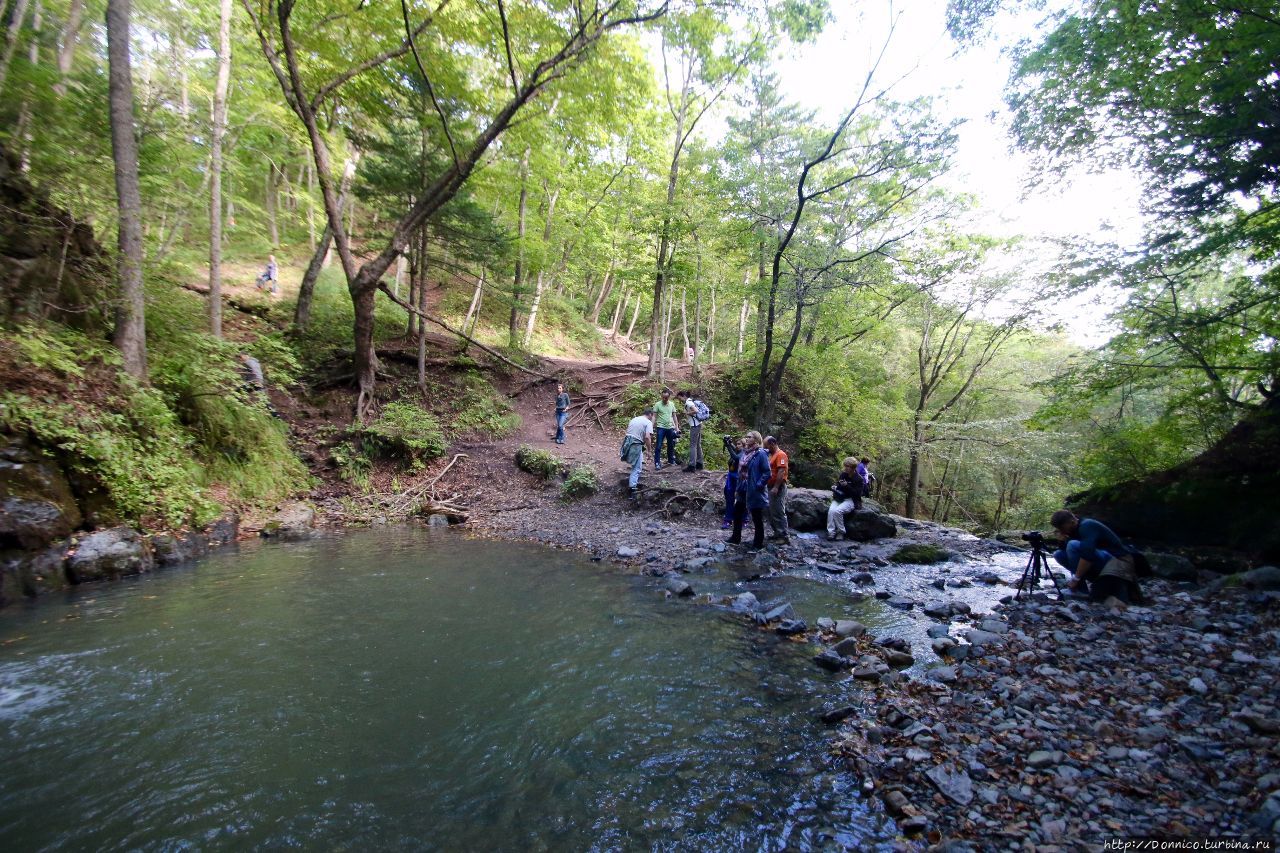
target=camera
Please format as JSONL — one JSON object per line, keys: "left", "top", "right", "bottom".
{"left": 1021, "top": 531, "right": 1053, "bottom": 549}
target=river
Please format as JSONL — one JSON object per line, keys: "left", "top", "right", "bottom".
{"left": 0, "top": 528, "right": 912, "bottom": 851}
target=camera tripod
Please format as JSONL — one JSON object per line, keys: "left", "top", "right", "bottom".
{"left": 1015, "top": 540, "right": 1068, "bottom": 601}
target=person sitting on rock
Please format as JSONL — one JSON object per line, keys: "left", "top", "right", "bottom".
{"left": 728, "top": 431, "right": 771, "bottom": 549}
{"left": 1049, "top": 510, "right": 1142, "bottom": 603}
{"left": 827, "top": 457, "right": 861, "bottom": 541}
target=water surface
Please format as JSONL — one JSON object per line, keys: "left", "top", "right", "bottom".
{"left": 0, "top": 529, "right": 897, "bottom": 851}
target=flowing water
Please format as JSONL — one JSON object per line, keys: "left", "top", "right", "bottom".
{"left": 0, "top": 529, "right": 907, "bottom": 851}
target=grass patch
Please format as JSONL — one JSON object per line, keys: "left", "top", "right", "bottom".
{"left": 450, "top": 373, "right": 522, "bottom": 438}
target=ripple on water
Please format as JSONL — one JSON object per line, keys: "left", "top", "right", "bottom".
{"left": 0, "top": 528, "right": 899, "bottom": 852}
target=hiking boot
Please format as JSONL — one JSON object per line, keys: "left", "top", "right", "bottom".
{"left": 683, "top": 465, "right": 695, "bottom": 473}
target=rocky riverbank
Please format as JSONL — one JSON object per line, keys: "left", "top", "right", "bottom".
{"left": 456, "top": 465, "right": 1280, "bottom": 850}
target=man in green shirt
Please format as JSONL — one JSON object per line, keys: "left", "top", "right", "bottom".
{"left": 653, "top": 388, "right": 680, "bottom": 469}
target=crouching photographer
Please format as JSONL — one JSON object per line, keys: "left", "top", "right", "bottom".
{"left": 1049, "top": 510, "right": 1146, "bottom": 604}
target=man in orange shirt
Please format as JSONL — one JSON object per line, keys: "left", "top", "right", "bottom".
{"left": 764, "top": 435, "right": 790, "bottom": 544}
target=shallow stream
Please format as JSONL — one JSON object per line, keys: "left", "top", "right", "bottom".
{"left": 0, "top": 528, "right": 919, "bottom": 851}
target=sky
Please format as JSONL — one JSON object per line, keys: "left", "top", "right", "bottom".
{"left": 769, "top": 0, "right": 1148, "bottom": 344}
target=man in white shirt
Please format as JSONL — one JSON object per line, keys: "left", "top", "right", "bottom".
{"left": 621, "top": 407, "right": 655, "bottom": 497}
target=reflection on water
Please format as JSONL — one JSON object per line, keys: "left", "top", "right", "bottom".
{"left": 0, "top": 529, "right": 897, "bottom": 851}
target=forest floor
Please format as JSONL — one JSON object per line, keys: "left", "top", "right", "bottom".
{"left": 212, "top": 275, "right": 1280, "bottom": 851}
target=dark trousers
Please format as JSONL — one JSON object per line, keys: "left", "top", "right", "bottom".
{"left": 722, "top": 473, "right": 738, "bottom": 524}
{"left": 655, "top": 427, "right": 677, "bottom": 464}
{"left": 729, "top": 494, "right": 764, "bottom": 548}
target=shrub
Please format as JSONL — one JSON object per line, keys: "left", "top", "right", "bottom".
{"left": 515, "top": 445, "right": 565, "bottom": 479}
{"left": 560, "top": 464, "right": 599, "bottom": 501}
{"left": 360, "top": 401, "right": 447, "bottom": 462}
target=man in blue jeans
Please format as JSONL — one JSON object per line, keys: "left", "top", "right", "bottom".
{"left": 621, "top": 407, "right": 655, "bottom": 498}
{"left": 554, "top": 383, "right": 570, "bottom": 444}
{"left": 652, "top": 388, "right": 680, "bottom": 469}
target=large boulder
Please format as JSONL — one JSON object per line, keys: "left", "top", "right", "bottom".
{"left": 261, "top": 503, "right": 314, "bottom": 541}
{"left": 1147, "top": 552, "right": 1197, "bottom": 582}
{"left": 0, "top": 542, "right": 69, "bottom": 605}
{"left": 0, "top": 435, "right": 82, "bottom": 549}
{"left": 66, "top": 527, "right": 152, "bottom": 583}
{"left": 781, "top": 487, "right": 894, "bottom": 540}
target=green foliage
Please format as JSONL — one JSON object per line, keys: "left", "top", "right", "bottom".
{"left": 450, "top": 374, "right": 522, "bottom": 438}
{"left": 0, "top": 390, "right": 220, "bottom": 528}
{"left": 515, "top": 445, "right": 565, "bottom": 480}
{"left": 359, "top": 402, "right": 447, "bottom": 462}
{"left": 331, "top": 442, "right": 373, "bottom": 490}
{"left": 560, "top": 464, "right": 600, "bottom": 501}
{"left": 11, "top": 327, "right": 105, "bottom": 378}
{"left": 890, "top": 543, "right": 951, "bottom": 564}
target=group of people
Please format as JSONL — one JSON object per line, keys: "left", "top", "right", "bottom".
{"left": 618, "top": 388, "right": 716, "bottom": 489}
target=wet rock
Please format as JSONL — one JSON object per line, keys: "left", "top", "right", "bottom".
{"left": 261, "top": 502, "right": 315, "bottom": 541}
{"left": 833, "top": 637, "right": 861, "bottom": 656}
{"left": 978, "top": 618, "right": 1009, "bottom": 634}
{"left": 664, "top": 577, "right": 694, "bottom": 597}
{"left": 731, "top": 592, "right": 760, "bottom": 612}
{"left": 616, "top": 546, "right": 640, "bottom": 558}
{"left": 66, "top": 527, "right": 152, "bottom": 582}
{"left": 926, "top": 764, "right": 974, "bottom": 806}
{"left": 820, "top": 705, "right": 857, "bottom": 724}
{"left": 775, "top": 619, "right": 807, "bottom": 636}
{"left": 0, "top": 437, "right": 82, "bottom": 549}
{"left": 881, "top": 789, "right": 912, "bottom": 817}
{"left": 924, "top": 600, "right": 970, "bottom": 619}
{"left": 931, "top": 637, "right": 957, "bottom": 656}
{"left": 899, "top": 814, "right": 929, "bottom": 835}
{"left": 1026, "top": 750, "right": 1061, "bottom": 769}
{"left": 926, "top": 625, "right": 952, "bottom": 639}
{"left": 762, "top": 601, "right": 798, "bottom": 623}
{"left": 1241, "top": 566, "right": 1280, "bottom": 591}
{"left": 813, "top": 649, "right": 848, "bottom": 671}
{"left": 886, "top": 596, "right": 917, "bottom": 610}
{"left": 844, "top": 509, "right": 897, "bottom": 542}
{"left": 928, "top": 666, "right": 957, "bottom": 684}
{"left": 816, "top": 616, "right": 835, "bottom": 631}
{"left": 885, "top": 650, "right": 915, "bottom": 668}
{"left": 834, "top": 619, "right": 867, "bottom": 638}
{"left": 852, "top": 571, "right": 875, "bottom": 584}
{"left": 874, "top": 590, "right": 891, "bottom": 599}
{"left": 682, "top": 556, "right": 715, "bottom": 572}
{"left": 814, "top": 561, "right": 846, "bottom": 574}
{"left": 963, "top": 628, "right": 1004, "bottom": 647}
{"left": 975, "top": 572, "right": 1001, "bottom": 584}
{"left": 204, "top": 513, "right": 239, "bottom": 547}
{"left": 1147, "top": 552, "right": 1198, "bottom": 582}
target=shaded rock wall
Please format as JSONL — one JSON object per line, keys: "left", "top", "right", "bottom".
{"left": 0, "top": 145, "right": 109, "bottom": 330}
{"left": 1069, "top": 396, "right": 1280, "bottom": 563}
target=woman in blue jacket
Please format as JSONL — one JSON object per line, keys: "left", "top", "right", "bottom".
{"left": 728, "top": 430, "right": 772, "bottom": 549}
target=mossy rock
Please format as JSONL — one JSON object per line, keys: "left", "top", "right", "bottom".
{"left": 890, "top": 543, "right": 951, "bottom": 565}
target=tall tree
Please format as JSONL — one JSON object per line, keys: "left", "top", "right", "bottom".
{"left": 208, "top": 0, "right": 232, "bottom": 338}
{"left": 105, "top": 0, "right": 146, "bottom": 379}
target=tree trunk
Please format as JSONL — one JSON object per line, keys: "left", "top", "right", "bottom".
{"left": 706, "top": 279, "right": 716, "bottom": 362}
{"left": 647, "top": 77, "right": 690, "bottom": 377}
{"left": 905, "top": 411, "right": 925, "bottom": 519}
{"left": 679, "top": 285, "right": 690, "bottom": 360}
{"left": 417, "top": 249, "right": 428, "bottom": 389}
{"left": 293, "top": 154, "right": 357, "bottom": 331}
{"left": 588, "top": 268, "right": 614, "bottom": 324}
{"left": 0, "top": 0, "right": 30, "bottom": 96}
{"left": 12, "top": 0, "right": 41, "bottom": 171}
{"left": 521, "top": 185, "right": 559, "bottom": 348}
{"left": 609, "top": 286, "right": 626, "bottom": 338}
{"left": 626, "top": 288, "right": 642, "bottom": 339}
{"left": 266, "top": 162, "right": 280, "bottom": 248}
{"left": 509, "top": 147, "right": 530, "bottom": 346}
{"left": 53, "top": 0, "right": 84, "bottom": 96}
{"left": 106, "top": 0, "right": 146, "bottom": 380}
{"left": 737, "top": 293, "right": 748, "bottom": 356}
{"left": 208, "top": 0, "right": 231, "bottom": 338}
{"left": 462, "top": 269, "right": 484, "bottom": 338}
